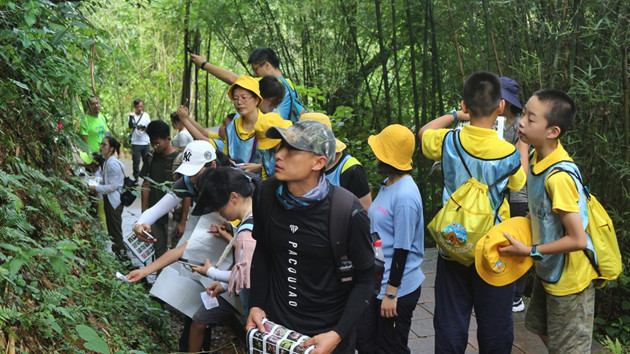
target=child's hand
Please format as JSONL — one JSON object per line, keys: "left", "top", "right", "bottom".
{"left": 208, "top": 223, "right": 233, "bottom": 243}
{"left": 192, "top": 258, "right": 213, "bottom": 276}
{"left": 126, "top": 268, "right": 148, "bottom": 282}
{"left": 498, "top": 232, "right": 530, "bottom": 257}
{"left": 206, "top": 282, "right": 225, "bottom": 297}
{"left": 176, "top": 106, "right": 189, "bottom": 120}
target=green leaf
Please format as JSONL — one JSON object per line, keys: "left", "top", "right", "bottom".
{"left": 24, "top": 12, "right": 36, "bottom": 27}
{"left": 9, "top": 79, "right": 29, "bottom": 91}
{"left": 48, "top": 256, "right": 67, "bottom": 274}
{"left": 76, "top": 325, "right": 109, "bottom": 354}
{"left": 49, "top": 320, "right": 62, "bottom": 334}
{"left": 71, "top": 21, "right": 90, "bottom": 29}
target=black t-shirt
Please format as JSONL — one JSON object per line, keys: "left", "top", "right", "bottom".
{"left": 250, "top": 181, "right": 374, "bottom": 339}
{"left": 325, "top": 152, "right": 371, "bottom": 199}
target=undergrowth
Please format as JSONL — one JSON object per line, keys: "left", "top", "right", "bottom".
{"left": 0, "top": 160, "right": 177, "bottom": 352}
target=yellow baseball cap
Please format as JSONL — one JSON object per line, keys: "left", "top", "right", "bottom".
{"left": 475, "top": 216, "right": 534, "bottom": 287}
{"left": 368, "top": 124, "right": 414, "bottom": 170}
{"left": 228, "top": 75, "right": 263, "bottom": 104}
{"left": 299, "top": 112, "right": 346, "bottom": 153}
{"left": 255, "top": 112, "right": 293, "bottom": 150}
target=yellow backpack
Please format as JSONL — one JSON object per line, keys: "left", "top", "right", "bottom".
{"left": 549, "top": 167, "right": 622, "bottom": 287}
{"left": 428, "top": 132, "right": 514, "bottom": 266}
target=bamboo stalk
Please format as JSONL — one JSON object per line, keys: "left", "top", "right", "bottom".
{"left": 623, "top": 45, "right": 629, "bottom": 163}
{"left": 445, "top": 0, "right": 465, "bottom": 85}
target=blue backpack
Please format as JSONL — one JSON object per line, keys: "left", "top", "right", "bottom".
{"left": 278, "top": 77, "right": 307, "bottom": 122}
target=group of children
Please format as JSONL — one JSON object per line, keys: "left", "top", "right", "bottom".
{"left": 86, "top": 45, "right": 597, "bottom": 354}
{"left": 418, "top": 71, "right": 595, "bottom": 353}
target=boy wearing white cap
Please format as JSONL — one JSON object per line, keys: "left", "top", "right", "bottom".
{"left": 133, "top": 140, "right": 225, "bottom": 243}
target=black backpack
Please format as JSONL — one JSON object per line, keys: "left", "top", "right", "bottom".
{"left": 120, "top": 176, "right": 138, "bottom": 207}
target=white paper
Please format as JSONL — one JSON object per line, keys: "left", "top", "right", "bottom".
{"left": 149, "top": 265, "right": 205, "bottom": 318}
{"left": 200, "top": 291, "right": 220, "bottom": 310}
{"left": 180, "top": 213, "right": 244, "bottom": 316}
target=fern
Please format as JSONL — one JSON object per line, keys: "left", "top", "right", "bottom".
{"left": 0, "top": 306, "right": 22, "bottom": 327}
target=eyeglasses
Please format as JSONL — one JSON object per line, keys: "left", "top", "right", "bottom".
{"left": 232, "top": 95, "right": 254, "bottom": 104}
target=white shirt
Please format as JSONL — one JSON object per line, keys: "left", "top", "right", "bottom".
{"left": 130, "top": 112, "right": 151, "bottom": 145}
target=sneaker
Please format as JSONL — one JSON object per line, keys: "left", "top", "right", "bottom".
{"left": 512, "top": 297, "right": 525, "bottom": 312}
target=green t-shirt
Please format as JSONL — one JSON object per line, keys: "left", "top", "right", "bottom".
{"left": 79, "top": 114, "right": 109, "bottom": 153}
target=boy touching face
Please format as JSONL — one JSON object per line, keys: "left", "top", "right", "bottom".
{"left": 500, "top": 90, "right": 597, "bottom": 353}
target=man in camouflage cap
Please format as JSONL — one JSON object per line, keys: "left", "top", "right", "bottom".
{"left": 247, "top": 120, "right": 375, "bottom": 353}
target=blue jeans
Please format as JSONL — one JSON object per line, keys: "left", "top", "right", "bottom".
{"left": 434, "top": 256, "right": 514, "bottom": 353}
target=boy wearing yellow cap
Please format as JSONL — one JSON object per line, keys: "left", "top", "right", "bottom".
{"left": 499, "top": 90, "right": 596, "bottom": 353}
{"left": 418, "top": 71, "right": 526, "bottom": 353}
{"left": 253, "top": 112, "right": 292, "bottom": 179}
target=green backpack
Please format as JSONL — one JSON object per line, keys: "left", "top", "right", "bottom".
{"left": 549, "top": 166, "right": 622, "bottom": 287}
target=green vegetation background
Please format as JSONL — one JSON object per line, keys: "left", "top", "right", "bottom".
{"left": 1, "top": 0, "right": 628, "bottom": 352}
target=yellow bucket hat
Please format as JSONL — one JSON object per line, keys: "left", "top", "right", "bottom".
{"left": 475, "top": 216, "right": 534, "bottom": 287}
{"left": 299, "top": 112, "right": 346, "bottom": 153}
{"left": 368, "top": 124, "right": 414, "bottom": 170}
{"left": 228, "top": 75, "right": 263, "bottom": 104}
{"left": 255, "top": 112, "right": 293, "bottom": 150}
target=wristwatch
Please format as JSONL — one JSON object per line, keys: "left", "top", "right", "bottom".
{"left": 529, "top": 244, "right": 544, "bottom": 261}
{"left": 385, "top": 293, "right": 397, "bottom": 300}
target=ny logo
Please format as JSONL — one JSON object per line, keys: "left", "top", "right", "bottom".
{"left": 290, "top": 225, "right": 298, "bottom": 234}
{"left": 183, "top": 150, "right": 192, "bottom": 162}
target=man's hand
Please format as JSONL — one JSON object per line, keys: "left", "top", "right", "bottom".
{"left": 133, "top": 223, "right": 156, "bottom": 243}
{"left": 301, "top": 330, "right": 342, "bottom": 354}
{"left": 176, "top": 106, "right": 190, "bottom": 121}
{"left": 246, "top": 307, "right": 267, "bottom": 332}
{"left": 192, "top": 258, "right": 214, "bottom": 276}
{"left": 206, "top": 282, "right": 225, "bottom": 297}
{"left": 380, "top": 296, "right": 398, "bottom": 318}
{"left": 498, "top": 232, "right": 530, "bottom": 257}
{"left": 88, "top": 185, "right": 96, "bottom": 193}
{"left": 189, "top": 53, "right": 206, "bottom": 68}
{"left": 125, "top": 268, "right": 149, "bottom": 282}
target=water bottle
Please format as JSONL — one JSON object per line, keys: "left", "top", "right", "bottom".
{"left": 374, "top": 239, "right": 385, "bottom": 294}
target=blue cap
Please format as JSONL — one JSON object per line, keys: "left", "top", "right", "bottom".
{"left": 499, "top": 77, "right": 522, "bottom": 111}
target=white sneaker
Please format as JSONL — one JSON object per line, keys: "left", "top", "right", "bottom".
{"left": 512, "top": 298, "right": 525, "bottom": 312}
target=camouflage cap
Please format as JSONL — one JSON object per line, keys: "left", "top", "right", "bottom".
{"left": 266, "top": 120, "right": 336, "bottom": 169}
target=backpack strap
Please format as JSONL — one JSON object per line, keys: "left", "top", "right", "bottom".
{"left": 257, "top": 177, "right": 280, "bottom": 245}
{"left": 328, "top": 185, "right": 356, "bottom": 262}
{"left": 546, "top": 163, "right": 600, "bottom": 275}
{"left": 451, "top": 130, "right": 473, "bottom": 179}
